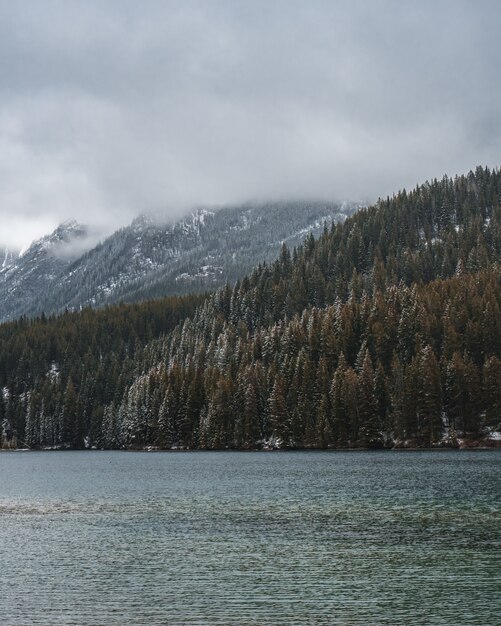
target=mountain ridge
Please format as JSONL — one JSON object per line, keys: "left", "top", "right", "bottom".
{"left": 0, "top": 201, "right": 354, "bottom": 321}
{"left": 0, "top": 221, "right": 89, "bottom": 321}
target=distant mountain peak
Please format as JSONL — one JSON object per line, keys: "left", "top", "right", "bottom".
{"left": 18, "top": 220, "right": 88, "bottom": 259}
{"left": 51, "top": 219, "right": 88, "bottom": 241}
{"left": 131, "top": 214, "right": 154, "bottom": 230}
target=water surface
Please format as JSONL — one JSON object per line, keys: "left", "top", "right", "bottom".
{"left": 0, "top": 450, "right": 499, "bottom": 624}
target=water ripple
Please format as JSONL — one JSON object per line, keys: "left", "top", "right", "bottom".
{"left": 0, "top": 450, "right": 499, "bottom": 625}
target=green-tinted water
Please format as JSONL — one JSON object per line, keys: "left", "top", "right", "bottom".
{"left": 0, "top": 450, "right": 499, "bottom": 624}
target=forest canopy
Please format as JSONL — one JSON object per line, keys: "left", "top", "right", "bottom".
{"left": 1, "top": 166, "right": 500, "bottom": 450}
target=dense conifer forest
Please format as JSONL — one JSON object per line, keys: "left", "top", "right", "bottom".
{"left": 1, "top": 166, "right": 500, "bottom": 449}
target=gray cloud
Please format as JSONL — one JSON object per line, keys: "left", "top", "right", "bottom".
{"left": 0, "top": 0, "right": 500, "bottom": 249}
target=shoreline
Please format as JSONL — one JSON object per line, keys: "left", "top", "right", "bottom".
{"left": 2, "top": 441, "right": 500, "bottom": 453}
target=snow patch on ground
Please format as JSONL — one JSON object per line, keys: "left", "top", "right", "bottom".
{"left": 175, "top": 265, "right": 223, "bottom": 282}
{"left": 485, "top": 428, "right": 501, "bottom": 441}
{"left": 258, "top": 435, "right": 283, "bottom": 450}
{"left": 2, "top": 249, "right": 16, "bottom": 269}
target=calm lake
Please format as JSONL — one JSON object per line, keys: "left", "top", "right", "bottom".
{"left": 0, "top": 450, "right": 499, "bottom": 625}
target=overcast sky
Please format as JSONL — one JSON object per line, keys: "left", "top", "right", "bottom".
{"left": 1, "top": 0, "right": 500, "bottom": 249}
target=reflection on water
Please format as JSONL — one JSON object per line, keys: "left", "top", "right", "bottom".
{"left": 0, "top": 450, "right": 499, "bottom": 625}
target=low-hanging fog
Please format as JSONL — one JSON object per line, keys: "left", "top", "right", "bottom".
{"left": 1, "top": 0, "right": 500, "bottom": 250}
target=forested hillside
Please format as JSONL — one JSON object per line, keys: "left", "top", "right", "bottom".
{"left": 1, "top": 167, "right": 500, "bottom": 449}
{"left": 0, "top": 294, "right": 205, "bottom": 448}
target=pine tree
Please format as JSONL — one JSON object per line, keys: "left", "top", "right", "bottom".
{"left": 389, "top": 353, "right": 405, "bottom": 443}
{"left": 445, "top": 352, "right": 481, "bottom": 436}
{"left": 61, "top": 378, "right": 81, "bottom": 448}
{"left": 357, "top": 350, "right": 382, "bottom": 448}
{"left": 483, "top": 357, "right": 501, "bottom": 429}
{"left": 417, "top": 345, "right": 442, "bottom": 443}
{"left": 268, "top": 374, "right": 290, "bottom": 446}
{"left": 330, "top": 353, "right": 349, "bottom": 447}
{"left": 342, "top": 367, "right": 360, "bottom": 445}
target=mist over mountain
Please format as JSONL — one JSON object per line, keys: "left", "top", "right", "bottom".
{"left": 0, "top": 200, "right": 354, "bottom": 322}
{"left": 2, "top": 2, "right": 500, "bottom": 250}
{"left": 0, "top": 221, "right": 89, "bottom": 321}
{"left": 0, "top": 248, "right": 18, "bottom": 271}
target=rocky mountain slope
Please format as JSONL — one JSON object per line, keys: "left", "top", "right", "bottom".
{"left": 0, "top": 201, "right": 354, "bottom": 321}
{"left": 0, "top": 221, "right": 88, "bottom": 321}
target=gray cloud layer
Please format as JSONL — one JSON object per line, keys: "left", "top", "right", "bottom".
{"left": 1, "top": 0, "right": 500, "bottom": 248}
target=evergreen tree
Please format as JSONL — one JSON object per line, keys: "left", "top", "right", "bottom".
{"left": 268, "top": 374, "right": 290, "bottom": 446}
{"left": 483, "top": 356, "right": 501, "bottom": 429}
{"left": 417, "top": 345, "right": 442, "bottom": 443}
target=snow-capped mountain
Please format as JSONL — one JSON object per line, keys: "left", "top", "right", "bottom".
{"left": 0, "top": 201, "right": 357, "bottom": 321}
{"left": 0, "top": 221, "right": 89, "bottom": 321}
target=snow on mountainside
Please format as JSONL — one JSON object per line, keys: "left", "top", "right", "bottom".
{"left": 0, "top": 248, "right": 18, "bottom": 271}
{"left": 0, "top": 221, "right": 89, "bottom": 321}
{"left": 0, "top": 201, "right": 357, "bottom": 321}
